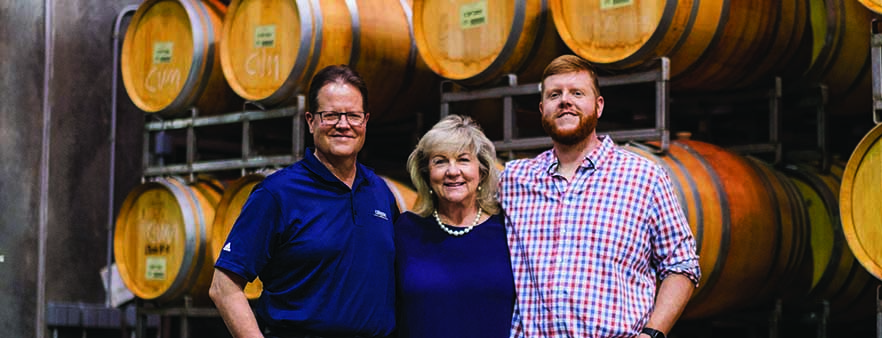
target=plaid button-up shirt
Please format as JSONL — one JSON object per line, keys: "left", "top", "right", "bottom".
{"left": 499, "top": 136, "right": 700, "bottom": 338}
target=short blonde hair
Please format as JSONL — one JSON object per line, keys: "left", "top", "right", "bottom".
{"left": 406, "top": 115, "right": 500, "bottom": 217}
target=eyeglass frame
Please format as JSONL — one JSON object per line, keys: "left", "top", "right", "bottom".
{"left": 312, "top": 111, "right": 368, "bottom": 126}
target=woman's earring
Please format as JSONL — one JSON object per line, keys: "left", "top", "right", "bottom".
{"left": 429, "top": 189, "right": 433, "bottom": 195}
{"left": 477, "top": 186, "right": 482, "bottom": 191}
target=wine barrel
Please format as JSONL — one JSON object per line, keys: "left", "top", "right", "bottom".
{"left": 210, "top": 172, "right": 274, "bottom": 300}
{"left": 859, "top": 0, "right": 882, "bottom": 14}
{"left": 549, "top": 0, "right": 722, "bottom": 76}
{"left": 114, "top": 176, "right": 223, "bottom": 304}
{"left": 413, "top": 0, "right": 568, "bottom": 86}
{"left": 624, "top": 140, "right": 780, "bottom": 319}
{"left": 744, "top": 157, "right": 812, "bottom": 303}
{"left": 785, "top": 163, "right": 876, "bottom": 319}
{"left": 803, "top": 0, "right": 877, "bottom": 115}
{"left": 380, "top": 176, "right": 418, "bottom": 211}
{"left": 219, "top": 0, "right": 432, "bottom": 121}
{"left": 672, "top": 0, "right": 809, "bottom": 90}
{"left": 840, "top": 123, "right": 882, "bottom": 281}
{"left": 121, "top": 0, "right": 241, "bottom": 116}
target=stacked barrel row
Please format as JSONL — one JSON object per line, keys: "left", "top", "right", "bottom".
{"left": 121, "top": 0, "right": 436, "bottom": 123}
{"left": 112, "top": 174, "right": 417, "bottom": 304}
{"left": 121, "top": 0, "right": 880, "bottom": 120}
{"left": 621, "top": 140, "right": 877, "bottom": 321}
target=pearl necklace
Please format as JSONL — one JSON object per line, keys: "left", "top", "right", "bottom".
{"left": 433, "top": 208, "right": 482, "bottom": 236}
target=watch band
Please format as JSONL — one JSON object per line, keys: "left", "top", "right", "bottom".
{"left": 641, "top": 327, "right": 666, "bottom": 338}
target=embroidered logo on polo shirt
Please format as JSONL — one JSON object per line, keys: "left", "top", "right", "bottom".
{"left": 373, "top": 210, "right": 388, "bottom": 220}
{"left": 223, "top": 242, "right": 231, "bottom": 252}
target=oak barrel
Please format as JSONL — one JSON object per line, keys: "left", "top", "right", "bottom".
{"left": 413, "top": 0, "right": 568, "bottom": 86}
{"left": 121, "top": 0, "right": 241, "bottom": 116}
{"left": 672, "top": 0, "right": 809, "bottom": 90}
{"left": 210, "top": 172, "right": 273, "bottom": 300}
{"left": 114, "top": 176, "right": 223, "bottom": 303}
{"left": 859, "top": 0, "right": 882, "bottom": 14}
{"left": 380, "top": 176, "right": 418, "bottom": 212}
{"left": 219, "top": 0, "right": 432, "bottom": 121}
{"left": 786, "top": 163, "right": 876, "bottom": 320}
{"left": 840, "top": 123, "right": 882, "bottom": 281}
{"left": 802, "top": 0, "right": 877, "bottom": 114}
{"left": 624, "top": 140, "right": 780, "bottom": 319}
{"left": 549, "top": 0, "right": 722, "bottom": 76}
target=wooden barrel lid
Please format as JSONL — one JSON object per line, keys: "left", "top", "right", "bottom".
{"left": 840, "top": 124, "right": 882, "bottom": 281}
{"left": 122, "top": 0, "right": 197, "bottom": 113}
{"left": 220, "top": 0, "right": 312, "bottom": 103}
{"left": 413, "top": 0, "right": 560, "bottom": 84}
{"left": 114, "top": 177, "right": 220, "bottom": 303}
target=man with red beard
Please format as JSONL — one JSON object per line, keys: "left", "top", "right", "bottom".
{"left": 498, "top": 55, "right": 700, "bottom": 338}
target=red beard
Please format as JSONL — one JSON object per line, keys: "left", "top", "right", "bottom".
{"left": 541, "top": 109, "right": 598, "bottom": 146}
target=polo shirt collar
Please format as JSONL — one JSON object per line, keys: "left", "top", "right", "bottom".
{"left": 302, "top": 147, "right": 367, "bottom": 189}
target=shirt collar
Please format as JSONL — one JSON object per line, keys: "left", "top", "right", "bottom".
{"left": 544, "top": 135, "right": 614, "bottom": 175}
{"left": 302, "top": 147, "right": 367, "bottom": 189}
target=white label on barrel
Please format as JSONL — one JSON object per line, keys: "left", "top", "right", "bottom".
{"left": 460, "top": 1, "right": 488, "bottom": 29}
{"left": 152, "top": 42, "right": 173, "bottom": 64}
{"left": 145, "top": 256, "right": 167, "bottom": 281}
{"left": 601, "top": 0, "right": 633, "bottom": 9}
{"left": 255, "top": 25, "right": 276, "bottom": 48}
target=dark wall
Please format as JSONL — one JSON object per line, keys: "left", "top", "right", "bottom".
{"left": 0, "top": 0, "right": 143, "bottom": 337}
{"left": 0, "top": 1, "right": 44, "bottom": 336}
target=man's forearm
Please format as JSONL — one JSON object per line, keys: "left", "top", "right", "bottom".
{"left": 210, "top": 269, "right": 263, "bottom": 338}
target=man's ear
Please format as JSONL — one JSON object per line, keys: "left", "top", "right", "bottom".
{"left": 305, "top": 112, "right": 316, "bottom": 134}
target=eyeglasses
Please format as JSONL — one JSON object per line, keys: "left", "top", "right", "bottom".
{"left": 315, "top": 111, "right": 367, "bottom": 126}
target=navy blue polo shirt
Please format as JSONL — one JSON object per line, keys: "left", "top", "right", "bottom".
{"left": 215, "top": 148, "right": 399, "bottom": 337}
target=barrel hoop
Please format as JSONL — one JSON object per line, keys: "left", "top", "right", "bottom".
{"left": 397, "top": 0, "right": 419, "bottom": 92}
{"left": 266, "top": 0, "right": 316, "bottom": 105}
{"left": 676, "top": 142, "right": 730, "bottom": 304}
{"left": 622, "top": 142, "right": 703, "bottom": 252}
{"left": 303, "top": 0, "right": 324, "bottom": 94}
{"left": 614, "top": 0, "right": 680, "bottom": 68}
{"left": 475, "top": 0, "right": 527, "bottom": 82}
{"left": 673, "top": 0, "right": 731, "bottom": 79}
{"left": 777, "top": 169, "right": 808, "bottom": 276}
{"left": 167, "top": 0, "right": 211, "bottom": 113}
{"left": 663, "top": 0, "right": 700, "bottom": 63}
{"left": 161, "top": 177, "right": 202, "bottom": 302}
{"left": 516, "top": 0, "right": 549, "bottom": 75}
{"left": 787, "top": 166, "right": 846, "bottom": 298}
{"left": 345, "top": 0, "right": 361, "bottom": 68}
{"left": 189, "top": 0, "right": 218, "bottom": 113}
{"left": 658, "top": 147, "right": 704, "bottom": 253}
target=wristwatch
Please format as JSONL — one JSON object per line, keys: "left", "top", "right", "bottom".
{"left": 641, "top": 327, "right": 666, "bottom": 338}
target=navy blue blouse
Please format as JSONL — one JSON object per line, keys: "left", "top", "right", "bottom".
{"left": 394, "top": 211, "right": 514, "bottom": 338}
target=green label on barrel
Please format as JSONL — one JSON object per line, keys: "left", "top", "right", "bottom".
{"left": 255, "top": 25, "right": 276, "bottom": 48}
{"left": 601, "top": 0, "right": 633, "bottom": 10}
{"left": 152, "top": 42, "right": 173, "bottom": 64}
{"left": 460, "top": 1, "right": 488, "bottom": 29}
{"left": 145, "top": 256, "right": 167, "bottom": 281}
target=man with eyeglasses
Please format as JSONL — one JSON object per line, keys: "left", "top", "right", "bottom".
{"left": 211, "top": 64, "right": 400, "bottom": 338}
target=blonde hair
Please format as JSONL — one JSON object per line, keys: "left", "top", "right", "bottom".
{"left": 406, "top": 115, "right": 500, "bottom": 217}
